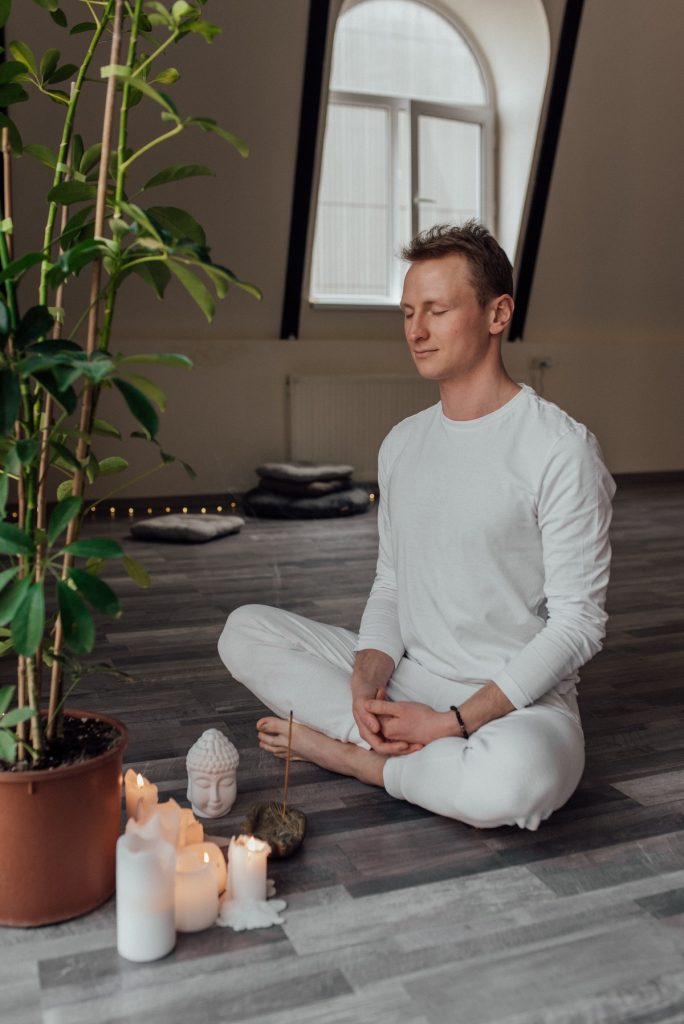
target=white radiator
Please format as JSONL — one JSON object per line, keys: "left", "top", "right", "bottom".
{"left": 287, "top": 374, "right": 438, "bottom": 480}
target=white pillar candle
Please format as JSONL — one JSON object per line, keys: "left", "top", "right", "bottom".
{"left": 175, "top": 849, "right": 219, "bottom": 932}
{"left": 227, "top": 835, "right": 271, "bottom": 902}
{"left": 116, "top": 833, "right": 176, "bottom": 962}
{"left": 128, "top": 799, "right": 182, "bottom": 849}
{"left": 183, "top": 841, "right": 227, "bottom": 895}
{"left": 124, "top": 768, "right": 158, "bottom": 821}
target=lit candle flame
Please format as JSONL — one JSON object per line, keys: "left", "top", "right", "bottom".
{"left": 203, "top": 852, "right": 210, "bottom": 864}
{"left": 246, "top": 836, "right": 260, "bottom": 853}
{"left": 136, "top": 773, "right": 144, "bottom": 788}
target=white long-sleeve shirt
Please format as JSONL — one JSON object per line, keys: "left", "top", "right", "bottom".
{"left": 356, "top": 383, "right": 617, "bottom": 709}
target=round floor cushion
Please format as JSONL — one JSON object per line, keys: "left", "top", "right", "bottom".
{"left": 256, "top": 461, "right": 354, "bottom": 484}
{"left": 130, "top": 514, "right": 245, "bottom": 543}
{"left": 243, "top": 486, "right": 370, "bottom": 519}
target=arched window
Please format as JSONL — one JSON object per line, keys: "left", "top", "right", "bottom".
{"left": 310, "top": 0, "right": 494, "bottom": 306}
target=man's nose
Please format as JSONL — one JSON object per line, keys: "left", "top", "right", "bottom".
{"left": 406, "top": 314, "right": 427, "bottom": 342}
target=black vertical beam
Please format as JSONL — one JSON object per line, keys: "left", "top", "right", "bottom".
{"left": 509, "top": 0, "right": 585, "bottom": 341}
{"left": 279, "top": 0, "right": 331, "bottom": 340}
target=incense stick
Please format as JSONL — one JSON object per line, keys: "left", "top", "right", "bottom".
{"left": 281, "top": 711, "right": 293, "bottom": 818}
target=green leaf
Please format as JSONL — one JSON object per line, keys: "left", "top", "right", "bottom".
{"left": 0, "top": 250, "right": 44, "bottom": 286}
{"left": 50, "top": 7, "right": 67, "bottom": 28}
{"left": 0, "top": 114, "right": 22, "bottom": 154}
{"left": 122, "top": 554, "right": 150, "bottom": 589}
{"left": 185, "top": 20, "right": 221, "bottom": 43}
{"left": 8, "top": 41, "right": 37, "bottom": 78}
{"left": 0, "top": 1, "right": 12, "bottom": 29}
{"left": 0, "top": 83, "right": 29, "bottom": 106}
{"left": 123, "top": 372, "right": 166, "bottom": 412}
{"left": 151, "top": 67, "right": 180, "bottom": 86}
{"left": 171, "top": 0, "right": 194, "bottom": 19}
{"left": 50, "top": 440, "right": 82, "bottom": 471}
{"left": 131, "top": 261, "right": 171, "bottom": 299}
{"left": 187, "top": 117, "right": 248, "bottom": 157}
{"left": 0, "top": 61, "right": 29, "bottom": 85}
{"left": 56, "top": 479, "right": 72, "bottom": 501}
{"left": 23, "top": 143, "right": 58, "bottom": 170}
{"left": 47, "top": 180, "right": 98, "bottom": 205}
{"left": 98, "top": 456, "right": 128, "bottom": 475}
{"left": 58, "top": 205, "right": 94, "bottom": 248}
{"left": 12, "top": 583, "right": 45, "bottom": 656}
{"left": 57, "top": 579, "right": 94, "bottom": 654}
{"left": 31, "top": 371, "right": 76, "bottom": 414}
{"left": 79, "top": 142, "right": 101, "bottom": 175}
{"left": 47, "top": 238, "right": 107, "bottom": 286}
{"left": 0, "top": 729, "right": 17, "bottom": 764}
{"left": 0, "top": 566, "right": 20, "bottom": 594}
{"left": 0, "top": 684, "right": 14, "bottom": 715}
{"left": 69, "top": 568, "right": 120, "bottom": 616}
{"left": 168, "top": 261, "right": 214, "bottom": 321}
{"left": 16, "top": 304, "right": 53, "bottom": 347}
{"left": 70, "top": 21, "right": 96, "bottom": 35}
{"left": 32, "top": 0, "right": 59, "bottom": 11}
{"left": 62, "top": 538, "right": 124, "bottom": 559}
{"left": 47, "top": 495, "right": 83, "bottom": 545}
{"left": 15, "top": 439, "right": 39, "bottom": 465}
{"left": 39, "top": 47, "right": 59, "bottom": 83}
{"left": 119, "top": 352, "right": 192, "bottom": 369}
{"left": 0, "top": 576, "right": 32, "bottom": 625}
{"left": 146, "top": 205, "right": 205, "bottom": 246}
{"left": 113, "top": 377, "right": 159, "bottom": 438}
{"left": 142, "top": 164, "right": 215, "bottom": 193}
{"left": 92, "top": 418, "right": 122, "bottom": 440}
{"left": 0, "top": 522, "right": 33, "bottom": 555}
{"left": 45, "top": 63, "right": 78, "bottom": 85}
{"left": 0, "top": 369, "right": 20, "bottom": 432}
{"left": 1, "top": 706, "right": 34, "bottom": 727}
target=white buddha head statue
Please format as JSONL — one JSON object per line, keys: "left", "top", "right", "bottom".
{"left": 186, "top": 729, "right": 239, "bottom": 818}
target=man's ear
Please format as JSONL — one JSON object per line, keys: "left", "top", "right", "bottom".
{"left": 489, "top": 294, "right": 514, "bottom": 336}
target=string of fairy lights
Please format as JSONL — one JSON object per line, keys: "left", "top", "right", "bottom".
{"left": 6, "top": 493, "right": 377, "bottom": 521}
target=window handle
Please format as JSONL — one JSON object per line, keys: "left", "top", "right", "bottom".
{"left": 413, "top": 196, "right": 436, "bottom": 205}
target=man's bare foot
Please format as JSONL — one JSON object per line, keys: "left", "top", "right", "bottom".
{"left": 256, "top": 716, "right": 387, "bottom": 787}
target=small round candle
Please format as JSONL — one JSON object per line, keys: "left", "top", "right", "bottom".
{"left": 175, "top": 849, "right": 219, "bottom": 932}
{"left": 183, "top": 841, "right": 227, "bottom": 895}
{"left": 227, "top": 835, "right": 270, "bottom": 902}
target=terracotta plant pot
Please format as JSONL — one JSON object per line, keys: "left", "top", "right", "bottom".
{"left": 0, "top": 709, "right": 128, "bottom": 927}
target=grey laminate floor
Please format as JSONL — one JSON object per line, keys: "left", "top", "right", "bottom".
{"left": 2, "top": 478, "right": 684, "bottom": 1024}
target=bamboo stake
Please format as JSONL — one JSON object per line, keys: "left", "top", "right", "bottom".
{"left": 48, "top": 0, "right": 125, "bottom": 738}
{"left": 281, "top": 711, "right": 294, "bottom": 818}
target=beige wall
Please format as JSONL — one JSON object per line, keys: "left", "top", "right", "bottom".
{"left": 10, "top": 0, "right": 683, "bottom": 498}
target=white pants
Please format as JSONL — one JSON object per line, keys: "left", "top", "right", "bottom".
{"left": 218, "top": 604, "right": 586, "bottom": 831}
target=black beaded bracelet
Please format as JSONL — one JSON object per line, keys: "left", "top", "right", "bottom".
{"left": 451, "top": 705, "right": 470, "bottom": 739}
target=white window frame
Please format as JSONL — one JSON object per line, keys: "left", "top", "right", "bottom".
{"left": 309, "top": 2, "right": 496, "bottom": 310}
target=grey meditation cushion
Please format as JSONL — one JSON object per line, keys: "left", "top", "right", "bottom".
{"left": 260, "top": 477, "right": 351, "bottom": 498}
{"left": 243, "top": 487, "right": 370, "bottom": 520}
{"left": 130, "top": 514, "right": 244, "bottom": 543}
{"left": 256, "top": 461, "right": 354, "bottom": 483}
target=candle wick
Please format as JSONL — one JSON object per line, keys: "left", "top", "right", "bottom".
{"left": 281, "top": 711, "right": 293, "bottom": 819}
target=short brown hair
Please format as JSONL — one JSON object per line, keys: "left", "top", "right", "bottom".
{"left": 401, "top": 220, "right": 513, "bottom": 308}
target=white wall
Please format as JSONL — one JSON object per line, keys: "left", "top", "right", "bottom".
{"left": 9, "top": 0, "right": 684, "bottom": 499}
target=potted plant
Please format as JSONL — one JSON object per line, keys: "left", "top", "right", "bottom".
{"left": 0, "top": 0, "right": 259, "bottom": 926}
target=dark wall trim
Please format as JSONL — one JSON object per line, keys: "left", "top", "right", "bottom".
{"left": 509, "top": 0, "right": 585, "bottom": 341}
{"left": 279, "top": 0, "right": 331, "bottom": 340}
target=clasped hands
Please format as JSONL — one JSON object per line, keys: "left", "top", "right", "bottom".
{"left": 352, "top": 684, "right": 448, "bottom": 755}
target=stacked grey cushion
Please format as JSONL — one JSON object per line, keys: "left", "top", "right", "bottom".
{"left": 245, "top": 461, "right": 370, "bottom": 519}
{"left": 131, "top": 513, "right": 244, "bottom": 543}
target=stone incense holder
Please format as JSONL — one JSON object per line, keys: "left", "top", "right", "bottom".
{"left": 246, "top": 711, "right": 306, "bottom": 858}
{"left": 242, "top": 801, "right": 306, "bottom": 859}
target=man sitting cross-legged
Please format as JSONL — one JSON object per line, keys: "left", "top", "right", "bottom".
{"left": 218, "top": 221, "right": 616, "bottom": 831}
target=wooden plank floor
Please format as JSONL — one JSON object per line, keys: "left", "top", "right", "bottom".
{"left": 2, "top": 479, "right": 684, "bottom": 1024}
